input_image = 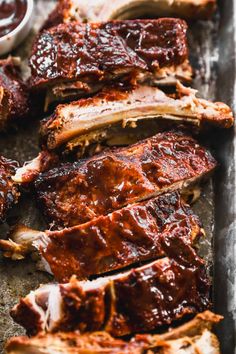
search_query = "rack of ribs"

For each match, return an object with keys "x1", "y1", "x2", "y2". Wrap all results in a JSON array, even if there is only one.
[
  {"x1": 30, "y1": 18, "x2": 191, "y2": 108},
  {"x1": 42, "y1": 0, "x2": 216, "y2": 31},
  {"x1": 32, "y1": 131, "x2": 217, "y2": 227},
  {"x1": 40, "y1": 83, "x2": 234, "y2": 153},
  {"x1": 0, "y1": 191, "x2": 204, "y2": 282},
  {"x1": 0, "y1": 156, "x2": 20, "y2": 222},
  {"x1": 0, "y1": 57, "x2": 29, "y2": 130},
  {"x1": 10, "y1": 252, "x2": 210, "y2": 337},
  {"x1": 5, "y1": 311, "x2": 222, "y2": 354}
]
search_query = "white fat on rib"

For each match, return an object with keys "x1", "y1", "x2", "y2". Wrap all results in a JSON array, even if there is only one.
[
  {"x1": 65, "y1": 0, "x2": 214, "y2": 22},
  {"x1": 163, "y1": 330, "x2": 220, "y2": 353},
  {"x1": 46, "y1": 285, "x2": 63, "y2": 332},
  {"x1": 26, "y1": 286, "x2": 52, "y2": 331},
  {"x1": 12, "y1": 154, "x2": 43, "y2": 183}
]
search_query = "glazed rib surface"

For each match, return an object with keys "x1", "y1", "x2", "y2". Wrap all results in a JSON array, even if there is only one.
[
  {"x1": 35, "y1": 131, "x2": 217, "y2": 227},
  {"x1": 39, "y1": 192, "x2": 203, "y2": 282},
  {"x1": 6, "y1": 311, "x2": 222, "y2": 354},
  {"x1": 0, "y1": 191, "x2": 203, "y2": 281},
  {"x1": 30, "y1": 19, "x2": 189, "y2": 98},
  {"x1": 0, "y1": 58, "x2": 29, "y2": 130},
  {"x1": 11, "y1": 254, "x2": 210, "y2": 337}
]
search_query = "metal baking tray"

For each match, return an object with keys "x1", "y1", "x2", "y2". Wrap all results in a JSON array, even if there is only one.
[{"x1": 0, "y1": 0, "x2": 235, "y2": 353}]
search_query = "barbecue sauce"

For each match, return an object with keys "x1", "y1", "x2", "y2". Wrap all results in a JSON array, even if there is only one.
[{"x1": 0, "y1": 0, "x2": 27, "y2": 38}]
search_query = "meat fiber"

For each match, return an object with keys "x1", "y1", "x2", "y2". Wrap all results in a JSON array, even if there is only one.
[
  {"x1": 10, "y1": 254, "x2": 210, "y2": 336},
  {"x1": 0, "y1": 156, "x2": 19, "y2": 222},
  {"x1": 34, "y1": 131, "x2": 217, "y2": 227},
  {"x1": 0, "y1": 57, "x2": 29, "y2": 130},
  {"x1": 5, "y1": 311, "x2": 222, "y2": 354},
  {"x1": 42, "y1": 0, "x2": 216, "y2": 31},
  {"x1": 0, "y1": 191, "x2": 204, "y2": 282},
  {"x1": 30, "y1": 19, "x2": 190, "y2": 107},
  {"x1": 41, "y1": 84, "x2": 234, "y2": 153}
]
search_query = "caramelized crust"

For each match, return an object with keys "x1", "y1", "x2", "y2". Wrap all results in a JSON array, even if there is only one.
[
  {"x1": 34, "y1": 131, "x2": 217, "y2": 227},
  {"x1": 0, "y1": 156, "x2": 19, "y2": 222},
  {"x1": 0, "y1": 58, "x2": 29, "y2": 130},
  {"x1": 11, "y1": 254, "x2": 210, "y2": 336},
  {"x1": 5, "y1": 312, "x2": 222, "y2": 354},
  {"x1": 35, "y1": 192, "x2": 203, "y2": 282},
  {"x1": 0, "y1": 192, "x2": 203, "y2": 281},
  {"x1": 30, "y1": 19, "x2": 188, "y2": 92}
]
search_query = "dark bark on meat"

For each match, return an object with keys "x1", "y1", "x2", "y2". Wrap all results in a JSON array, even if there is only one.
[
  {"x1": 11, "y1": 251, "x2": 211, "y2": 336},
  {"x1": 34, "y1": 131, "x2": 217, "y2": 227},
  {"x1": 0, "y1": 58, "x2": 29, "y2": 130},
  {"x1": 39, "y1": 191, "x2": 203, "y2": 282},
  {"x1": 30, "y1": 19, "x2": 188, "y2": 93}
]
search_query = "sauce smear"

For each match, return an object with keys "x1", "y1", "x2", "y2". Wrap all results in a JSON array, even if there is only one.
[{"x1": 0, "y1": 0, "x2": 27, "y2": 38}]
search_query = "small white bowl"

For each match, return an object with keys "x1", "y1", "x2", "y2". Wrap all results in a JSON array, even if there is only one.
[{"x1": 0, "y1": 0, "x2": 34, "y2": 56}]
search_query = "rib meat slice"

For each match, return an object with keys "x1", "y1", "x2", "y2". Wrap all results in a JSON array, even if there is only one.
[
  {"x1": 0, "y1": 156, "x2": 19, "y2": 222},
  {"x1": 41, "y1": 84, "x2": 234, "y2": 152},
  {"x1": 6, "y1": 332, "x2": 143, "y2": 354},
  {"x1": 30, "y1": 19, "x2": 190, "y2": 106},
  {"x1": 42, "y1": 0, "x2": 216, "y2": 31},
  {"x1": 10, "y1": 253, "x2": 210, "y2": 336},
  {"x1": 34, "y1": 131, "x2": 217, "y2": 227},
  {"x1": 0, "y1": 57, "x2": 29, "y2": 130},
  {"x1": 0, "y1": 191, "x2": 204, "y2": 282},
  {"x1": 5, "y1": 311, "x2": 222, "y2": 354}
]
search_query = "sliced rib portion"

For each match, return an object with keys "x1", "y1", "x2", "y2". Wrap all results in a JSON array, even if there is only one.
[
  {"x1": 42, "y1": 0, "x2": 216, "y2": 31},
  {"x1": 0, "y1": 192, "x2": 204, "y2": 282},
  {"x1": 11, "y1": 254, "x2": 210, "y2": 336},
  {"x1": 5, "y1": 311, "x2": 222, "y2": 354},
  {"x1": 41, "y1": 84, "x2": 234, "y2": 152},
  {"x1": 0, "y1": 156, "x2": 19, "y2": 222},
  {"x1": 6, "y1": 332, "x2": 143, "y2": 354},
  {"x1": 0, "y1": 57, "x2": 29, "y2": 130},
  {"x1": 34, "y1": 131, "x2": 217, "y2": 227},
  {"x1": 30, "y1": 19, "x2": 190, "y2": 106}
]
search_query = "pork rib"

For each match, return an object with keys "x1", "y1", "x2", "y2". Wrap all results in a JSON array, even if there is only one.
[
  {"x1": 6, "y1": 311, "x2": 222, "y2": 354},
  {"x1": 11, "y1": 253, "x2": 210, "y2": 336},
  {"x1": 0, "y1": 191, "x2": 204, "y2": 282},
  {"x1": 41, "y1": 84, "x2": 234, "y2": 152},
  {"x1": 42, "y1": 0, "x2": 216, "y2": 31},
  {"x1": 34, "y1": 131, "x2": 217, "y2": 227},
  {"x1": 0, "y1": 57, "x2": 29, "y2": 130},
  {"x1": 30, "y1": 19, "x2": 190, "y2": 106},
  {"x1": 0, "y1": 156, "x2": 19, "y2": 222}
]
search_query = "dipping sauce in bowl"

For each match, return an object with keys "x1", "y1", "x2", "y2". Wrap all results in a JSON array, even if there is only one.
[{"x1": 0, "y1": 0, "x2": 27, "y2": 38}]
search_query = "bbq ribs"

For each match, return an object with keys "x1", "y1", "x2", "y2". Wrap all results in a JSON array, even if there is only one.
[
  {"x1": 30, "y1": 18, "x2": 191, "y2": 108},
  {"x1": 40, "y1": 83, "x2": 234, "y2": 153},
  {"x1": 0, "y1": 156, "x2": 19, "y2": 222},
  {"x1": 32, "y1": 131, "x2": 217, "y2": 227},
  {"x1": 42, "y1": 0, "x2": 216, "y2": 31},
  {"x1": 0, "y1": 57, "x2": 29, "y2": 130},
  {"x1": 0, "y1": 191, "x2": 204, "y2": 282},
  {"x1": 11, "y1": 252, "x2": 210, "y2": 336},
  {"x1": 6, "y1": 311, "x2": 222, "y2": 354}
]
